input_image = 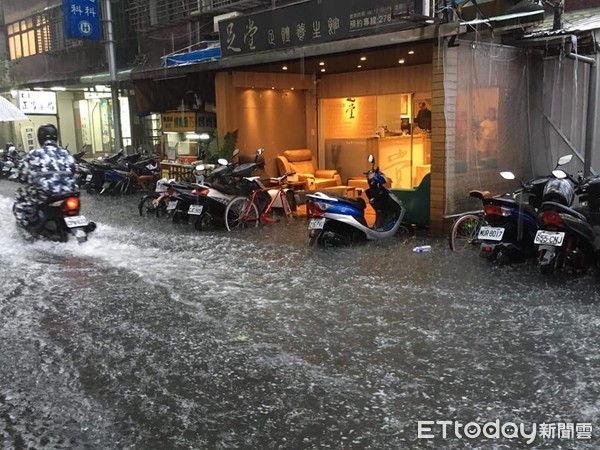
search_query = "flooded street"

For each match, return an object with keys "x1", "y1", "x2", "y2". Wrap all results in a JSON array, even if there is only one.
[{"x1": 0, "y1": 180, "x2": 599, "y2": 449}]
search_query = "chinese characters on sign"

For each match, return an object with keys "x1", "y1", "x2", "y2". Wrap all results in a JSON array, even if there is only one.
[
  {"x1": 64, "y1": 0, "x2": 101, "y2": 40},
  {"x1": 18, "y1": 91, "x2": 57, "y2": 115},
  {"x1": 219, "y1": 0, "x2": 418, "y2": 57},
  {"x1": 161, "y1": 112, "x2": 197, "y2": 133}
]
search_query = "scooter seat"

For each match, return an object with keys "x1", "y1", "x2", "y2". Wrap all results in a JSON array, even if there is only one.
[
  {"x1": 470, "y1": 190, "x2": 490, "y2": 199},
  {"x1": 331, "y1": 196, "x2": 367, "y2": 210}
]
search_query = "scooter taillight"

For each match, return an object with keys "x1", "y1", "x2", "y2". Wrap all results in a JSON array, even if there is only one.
[
  {"x1": 484, "y1": 204, "x2": 511, "y2": 217},
  {"x1": 192, "y1": 188, "x2": 209, "y2": 195},
  {"x1": 62, "y1": 196, "x2": 80, "y2": 216},
  {"x1": 541, "y1": 211, "x2": 563, "y2": 227},
  {"x1": 307, "y1": 200, "x2": 325, "y2": 217}
]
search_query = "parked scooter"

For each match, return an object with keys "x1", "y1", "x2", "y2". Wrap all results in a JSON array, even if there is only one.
[
  {"x1": 306, "y1": 155, "x2": 407, "y2": 246},
  {"x1": 536, "y1": 171, "x2": 600, "y2": 275},
  {"x1": 172, "y1": 148, "x2": 266, "y2": 230},
  {"x1": 0, "y1": 143, "x2": 24, "y2": 178},
  {"x1": 478, "y1": 154, "x2": 573, "y2": 263}
]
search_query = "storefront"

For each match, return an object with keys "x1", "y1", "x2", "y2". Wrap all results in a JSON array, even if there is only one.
[{"x1": 212, "y1": 0, "x2": 437, "y2": 190}]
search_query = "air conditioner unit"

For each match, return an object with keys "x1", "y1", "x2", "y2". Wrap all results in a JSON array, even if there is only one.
[{"x1": 214, "y1": 11, "x2": 241, "y2": 33}]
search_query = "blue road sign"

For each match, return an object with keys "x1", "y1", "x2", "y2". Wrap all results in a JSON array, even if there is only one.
[{"x1": 64, "y1": 0, "x2": 101, "y2": 40}]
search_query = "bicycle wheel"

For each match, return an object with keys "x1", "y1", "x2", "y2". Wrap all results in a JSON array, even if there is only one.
[
  {"x1": 139, "y1": 195, "x2": 168, "y2": 218},
  {"x1": 225, "y1": 196, "x2": 260, "y2": 231},
  {"x1": 448, "y1": 214, "x2": 483, "y2": 251}
]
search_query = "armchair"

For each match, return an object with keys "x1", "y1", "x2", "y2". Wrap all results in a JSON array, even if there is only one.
[
  {"x1": 391, "y1": 173, "x2": 431, "y2": 227},
  {"x1": 275, "y1": 149, "x2": 341, "y2": 190}
]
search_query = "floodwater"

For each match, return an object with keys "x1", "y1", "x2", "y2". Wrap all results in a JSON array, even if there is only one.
[{"x1": 0, "y1": 180, "x2": 599, "y2": 450}]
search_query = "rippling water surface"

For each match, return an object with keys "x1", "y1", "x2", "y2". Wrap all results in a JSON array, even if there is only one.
[{"x1": 0, "y1": 181, "x2": 599, "y2": 449}]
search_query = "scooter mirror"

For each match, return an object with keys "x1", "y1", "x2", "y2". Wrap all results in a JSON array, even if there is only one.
[
  {"x1": 217, "y1": 158, "x2": 228, "y2": 166},
  {"x1": 232, "y1": 148, "x2": 240, "y2": 158},
  {"x1": 256, "y1": 148, "x2": 265, "y2": 156},
  {"x1": 500, "y1": 171, "x2": 516, "y2": 180},
  {"x1": 195, "y1": 165, "x2": 205, "y2": 171},
  {"x1": 557, "y1": 155, "x2": 573, "y2": 166},
  {"x1": 552, "y1": 169, "x2": 568, "y2": 179},
  {"x1": 368, "y1": 154, "x2": 375, "y2": 164}
]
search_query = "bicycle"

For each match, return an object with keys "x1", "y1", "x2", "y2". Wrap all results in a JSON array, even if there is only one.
[
  {"x1": 224, "y1": 172, "x2": 295, "y2": 231},
  {"x1": 448, "y1": 209, "x2": 485, "y2": 251}
]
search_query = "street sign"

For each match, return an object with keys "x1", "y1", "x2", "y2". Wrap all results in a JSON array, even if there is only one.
[{"x1": 64, "y1": 0, "x2": 101, "y2": 40}]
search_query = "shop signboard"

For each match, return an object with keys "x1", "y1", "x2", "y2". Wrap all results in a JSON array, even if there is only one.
[
  {"x1": 18, "y1": 91, "x2": 57, "y2": 115},
  {"x1": 218, "y1": 0, "x2": 421, "y2": 57},
  {"x1": 64, "y1": 0, "x2": 101, "y2": 40},
  {"x1": 162, "y1": 112, "x2": 196, "y2": 132}
]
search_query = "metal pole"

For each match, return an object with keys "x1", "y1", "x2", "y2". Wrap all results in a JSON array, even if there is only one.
[
  {"x1": 566, "y1": 36, "x2": 597, "y2": 177},
  {"x1": 103, "y1": 0, "x2": 122, "y2": 152}
]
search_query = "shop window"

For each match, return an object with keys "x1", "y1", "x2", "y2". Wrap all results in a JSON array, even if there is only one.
[
  {"x1": 321, "y1": 93, "x2": 431, "y2": 189},
  {"x1": 7, "y1": 6, "x2": 79, "y2": 61}
]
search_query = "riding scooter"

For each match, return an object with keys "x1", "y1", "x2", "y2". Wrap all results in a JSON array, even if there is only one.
[
  {"x1": 14, "y1": 191, "x2": 96, "y2": 243},
  {"x1": 306, "y1": 155, "x2": 407, "y2": 246}
]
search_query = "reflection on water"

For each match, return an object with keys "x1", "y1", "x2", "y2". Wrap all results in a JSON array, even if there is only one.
[{"x1": 0, "y1": 183, "x2": 599, "y2": 449}]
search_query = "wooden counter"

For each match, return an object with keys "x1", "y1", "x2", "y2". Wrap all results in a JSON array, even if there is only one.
[{"x1": 366, "y1": 134, "x2": 431, "y2": 189}]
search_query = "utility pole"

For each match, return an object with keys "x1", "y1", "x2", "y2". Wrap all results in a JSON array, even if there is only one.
[{"x1": 102, "y1": 0, "x2": 122, "y2": 153}]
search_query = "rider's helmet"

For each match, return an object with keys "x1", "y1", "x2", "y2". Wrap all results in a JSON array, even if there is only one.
[{"x1": 37, "y1": 123, "x2": 58, "y2": 146}]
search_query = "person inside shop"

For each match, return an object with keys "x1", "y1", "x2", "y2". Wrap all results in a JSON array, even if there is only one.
[
  {"x1": 13, "y1": 123, "x2": 77, "y2": 228},
  {"x1": 478, "y1": 106, "x2": 498, "y2": 159},
  {"x1": 416, "y1": 102, "x2": 432, "y2": 132}
]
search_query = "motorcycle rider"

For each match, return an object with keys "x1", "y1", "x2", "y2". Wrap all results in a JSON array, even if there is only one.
[{"x1": 13, "y1": 123, "x2": 77, "y2": 228}]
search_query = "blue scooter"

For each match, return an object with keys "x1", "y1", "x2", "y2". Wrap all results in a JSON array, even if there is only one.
[{"x1": 306, "y1": 155, "x2": 407, "y2": 247}]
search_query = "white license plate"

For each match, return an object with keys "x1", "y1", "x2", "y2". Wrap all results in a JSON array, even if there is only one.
[
  {"x1": 64, "y1": 215, "x2": 88, "y2": 228},
  {"x1": 478, "y1": 226, "x2": 505, "y2": 241},
  {"x1": 167, "y1": 200, "x2": 178, "y2": 211},
  {"x1": 188, "y1": 204, "x2": 204, "y2": 215},
  {"x1": 85, "y1": 174, "x2": 93, "y2": 181},
  {"x1": 534, "y1": 230, "x2": 565, "y2": 247},
  {"x1": 308, "y1": 218, "x2": 326, "y2": 230}
]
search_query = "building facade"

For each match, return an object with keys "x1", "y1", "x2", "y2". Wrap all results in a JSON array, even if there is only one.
[{"x1": 2, "y1": 0, "x2": 598, "y2": 234}]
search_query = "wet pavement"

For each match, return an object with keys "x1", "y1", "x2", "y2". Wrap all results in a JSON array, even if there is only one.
[{"x1": 0, "y1": 180, "x2": 599, "y2": 449}]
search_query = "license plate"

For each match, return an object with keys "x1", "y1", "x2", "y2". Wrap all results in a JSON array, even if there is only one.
[
  {"x1": 188, "y1": 205, "x2": 204, "y2": 215},
  {"x1": 167, "y1": 200, "x2": 178, "y2": 211},
  {"x1": 308, "y1": 218, "x2": 326, "y2": 230},
  {"x1": 478, "y1": 226, "x2": 505, "y2": 241},
  {"x1": 534, "y1": 230, "x2": 565, "y2": 246},
  {"x1": 64, "y1": 215, "x2": 88, "y2": 228},
  {"x1": 85, "y1": 174, "x2": 93, "y2": 181}
]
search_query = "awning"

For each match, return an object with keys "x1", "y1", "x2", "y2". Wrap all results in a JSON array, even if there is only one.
[
  {"x1": 520, "y1": 7, "x2": 600, "y2": 46},
  {"x1": 161, "y1": 41, "x2": 222, "y2": 68},
  {"x1": 80, "y1": 69, "x2": 134, "y2": 84}
]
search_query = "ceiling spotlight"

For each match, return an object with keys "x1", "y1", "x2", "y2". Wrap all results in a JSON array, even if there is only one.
[
  {"x1": 321, "y1": 68, "x2": 326, "y2": 72},
  {"x1": 398, "y1": 59, "x2": 405, "y2": 64},
  {"x1": 319, "y1": 61, "x2": 325, "y2": 66},
  {"x1": 357, "y1": 65, "x2": 362, "y2": 68},
  {"x1": 360, "y1": 56, "x2": 367, "y2": 61},
  {"x1": 408, "y1": 50, "x2": 415, "y2": 55},
  {"x1": 282, "y1": 65, "x2": 288, "y2": 70},
  {"x1": 291, "y1": 87, "x2": 295, "y2": 90},
  {"x1": 271, "y1": 86, "x2": 275, "y2": 89}
]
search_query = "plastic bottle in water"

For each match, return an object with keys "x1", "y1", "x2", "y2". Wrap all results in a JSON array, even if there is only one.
[{"x1": 413, "y1": 245, "x2": 432, "y2": 253}]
